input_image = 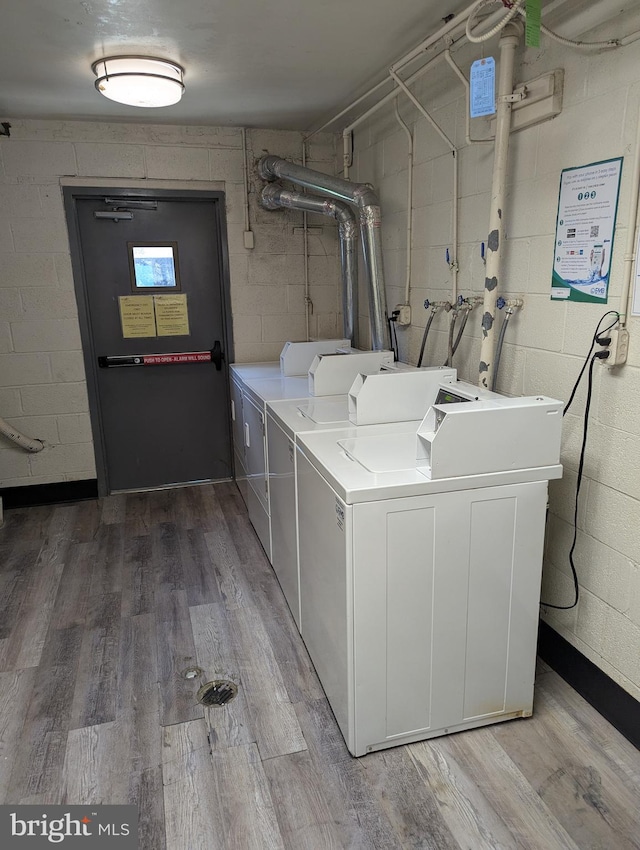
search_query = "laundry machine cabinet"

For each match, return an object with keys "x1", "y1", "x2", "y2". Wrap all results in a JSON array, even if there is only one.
[{"x1": 296, "y1": 445, "x2": 551, "y2": 756}]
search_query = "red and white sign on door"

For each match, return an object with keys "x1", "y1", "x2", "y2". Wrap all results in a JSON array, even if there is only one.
[{"x1": 143, "y1": 352, "x2": 212, "y2": 365}]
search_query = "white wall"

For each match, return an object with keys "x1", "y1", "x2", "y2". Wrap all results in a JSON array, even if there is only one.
[
  {"x1": 0, "y1": 121, "x2": 341, "y2": 488},
  {"x1": 351, "y1": 10, "x2": 640, "y2": 700}
]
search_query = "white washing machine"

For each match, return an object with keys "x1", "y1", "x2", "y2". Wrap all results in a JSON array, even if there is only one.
[
  {"x1": 265, "y1": 367, "x2": 457, "y2": 629},
  {"x1": 295, "y1": 381, "x2": 563, "y2": 756},
  {"x1": 236, "y1": 350, "x2": 397, "y2": 560},
  {"x1": 230, "y1": 339, "x2": 350, "y2": 512}
]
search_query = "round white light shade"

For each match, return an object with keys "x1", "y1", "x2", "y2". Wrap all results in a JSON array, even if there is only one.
[{"x1": 92, "y1": 57, "x2": 185, "y2": 108}]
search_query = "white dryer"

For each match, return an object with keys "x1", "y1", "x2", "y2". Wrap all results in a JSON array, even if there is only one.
[{"x1": 295, "y1": 381, "x2": 563, "y2": 756}]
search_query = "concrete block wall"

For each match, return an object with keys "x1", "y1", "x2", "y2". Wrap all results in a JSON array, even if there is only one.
[
  {"x1": 0, "y1": 120, "x2": 341, "y2": 489},
  {"x1": 351, "y1": 9, "x2": 640, "y2": 700}
]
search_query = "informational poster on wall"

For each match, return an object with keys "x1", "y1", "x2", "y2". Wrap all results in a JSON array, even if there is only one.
[
  {"x1": 551, "y1": 157, "x2": 623, "y2": 303},
  {"x1": 154, "y1": 294, "x2": 190, "y2": 336},
  {"x1": 119, "y1": 295, "x2": 157, "y2": 338}
]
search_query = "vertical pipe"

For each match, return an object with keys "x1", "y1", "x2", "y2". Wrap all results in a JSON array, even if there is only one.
[
  {"x1": 241, "y1": 128, "x2": 251, "y2": 234},
  {"x1": 301, "y1": 141, "x2": 311, "y2": 340},
  {"x1": 394, "y1": 99, "x2": 414, "y2": 305},
  {"x1": 478, "y1": 25, "x2": 520, "y2": 388},
  {"x1": 620, "y1": 101, "x2": 640, "y2": 327}
]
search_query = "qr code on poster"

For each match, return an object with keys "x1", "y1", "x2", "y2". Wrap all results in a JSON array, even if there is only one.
[{"x1": 590, "y1": 225, "x2": 599, "y2": 237}]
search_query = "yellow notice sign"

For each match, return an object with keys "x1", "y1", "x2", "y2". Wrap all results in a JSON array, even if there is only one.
[
  {"x1": 154, "y1": 294, "x2": 190, "y2": 336},
  {"x1": 119, "y1": 295, "x2": 157, "y2": 338}
]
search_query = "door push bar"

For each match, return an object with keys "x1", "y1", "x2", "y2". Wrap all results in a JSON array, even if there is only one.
[{"x1": 99, "y1": 341, "x2": 225, "y2": 371}]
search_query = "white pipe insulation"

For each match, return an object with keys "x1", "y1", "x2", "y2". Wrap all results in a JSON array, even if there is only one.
[
  {"x1": 258, "y1": 155, "x2": 390, "y2": 350},
  {"x1": 478, "y1": 23, "x2": 520, "y2": 389},
  {"x1": 0, "y1": 417, "x2": 44, "y2": 453}
]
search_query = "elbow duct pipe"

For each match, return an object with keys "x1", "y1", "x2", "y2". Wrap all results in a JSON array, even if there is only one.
[
  {"x1": 258, "y1": 155, "x2": 390, "y2": 351},
  {"x1": 0, "y1": 417, "x2": 44, "y2": 453},
  {"x1": 261, "y1": 184, "x2": 359, "y2": 346}
]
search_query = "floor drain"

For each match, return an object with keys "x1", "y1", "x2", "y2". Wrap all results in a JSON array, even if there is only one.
[
  {"x1": 197, "y1": 679, "x2": 238, "y2": 706},
  {"x1": 182, "y1": 666, "x2": 203, "y2": 680}
]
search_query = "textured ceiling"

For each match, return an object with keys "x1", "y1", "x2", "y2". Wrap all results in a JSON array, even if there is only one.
[{"x1": 0, "y1": 0, "x2": 474, "y2": 130}]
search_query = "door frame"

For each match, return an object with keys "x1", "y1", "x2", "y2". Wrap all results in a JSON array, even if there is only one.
[{"x1": 63, "y1": 185, "x2": 235, "y2": 497}]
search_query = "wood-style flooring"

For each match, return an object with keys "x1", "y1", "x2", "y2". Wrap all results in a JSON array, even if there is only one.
[{"x1": 0, "y1": 482, "x2": 638, "y2": 849}]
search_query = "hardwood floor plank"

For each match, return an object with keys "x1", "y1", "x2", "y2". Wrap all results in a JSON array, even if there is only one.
[
  {"x1": 70, "y1": 591, "x2": 122, "y2": 729},
  {"x1": 162, "y1": 718, "x2": 225, "y2": 850},
  {"x1": 89, "y1": 522, "x2": 125, "y2": 597},
  {"x1": 209, "y1": 743, "x2": 285, "y2": 850},
  {"x1": 406, "y1": 741, "x2": 516, "y2": 850},
  {"x1": 152, "y1": 522, "x2": 185, "y2": 599},
  {"x1": 516, "y1": 682, "x2": 640, "y2": 849},
  {"x1": 189, "y1": 602, "x2": 255, "y2": 750},
  {"x1": 1, "y1": 540, "x2": 69, "y2": 671},
  {"x1": 227, "y1": 604, "x2": 306, "y2": 760},
  {"x1": 125, "y1": 492, "x2": 152, "y2": 537},
  {"x1": 147, "y1": 488, "x2": 177, "y2": 527},
  {"x1": 181, "y1": 528, "x2": 222, "y2": 607},
  {"x1": 69, "y1": 498, "x2": 101, "y2": 543},
  {"x1": 13, "y1": 730, "x2": 68, "y2": 804},
  {"x1": 156, "y1": 589, "x2": 203, "y2": 726},
  {"x1": 50, "y1": 541, "x2": 98, "y2": 629},
  {"x1": 260, "y1": 608, "x2": 324, "y2": 704},
  {"x1": 100, "y1": 493, "x2": 127, "y2": 526},
  {"x1": 175, "y1": 484, "x2": 225, "y2": 532},
  {"x1": 443, "y1": 728, "x2": 581, "y2": 850},
  {"x1": 538, "y1": 672, "x2": 640, "y2": 785},
  {"x1": 121, "y1": 534, "x2": 155, "y2": 618},
  {"x1": 360, "y1": 747, "x2": 461, "y2": 850},
  {"x1": 117, "y1": 613, "x2": 162, "y2": 774},
  {"x1": 134, "y1": 766, "x2": 167, "y2": 850},
  {"x1": 263, "y1": 750, "x2": 345, "y2": 850},
  {"x1": 63, "y1": 720, "x2": 130, "y2": 803},
  {"x1": 63, "y1": 722, "x2": 166, "y2": 847},
  {"x1": 0, "y1": 668, "x2": 37, "y2": 803},
  {"x1": 204, "y1": 526, "x2": 251, "y2": 610},
  {"x1": 0, "y1": 505, "x2": 54, "y2": 545},
  {"x1": 294, "y1": 697, "x2": 402, "y2": 850},
  {"x1": 0, "y1": 546, "x2": 42, "y2": 639}
]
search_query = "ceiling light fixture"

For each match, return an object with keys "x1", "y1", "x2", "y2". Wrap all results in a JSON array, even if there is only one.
[{"x1": 92, "y1": 56, "x2": 185, "y2": 108}]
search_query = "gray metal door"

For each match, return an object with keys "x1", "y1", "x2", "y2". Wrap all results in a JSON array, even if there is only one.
[{"x1": 68, "y1": 190, "x2": 232, "y2": 493}]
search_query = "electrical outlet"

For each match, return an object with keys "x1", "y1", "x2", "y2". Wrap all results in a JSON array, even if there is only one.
[
  {"x1": 395, "y1": 305, "x2": 411, "y2": 326},
  {"x1": 606, "y1": 327, "x2": 629, "y2": 367}
]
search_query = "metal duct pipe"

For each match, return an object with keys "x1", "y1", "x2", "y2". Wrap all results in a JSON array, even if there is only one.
[
  {"x1": 261, "y1": 184, "x2": 359, "y2": 346},
  {"x1": 258, "y1": 155, "x2": 390, "y2": 350}
]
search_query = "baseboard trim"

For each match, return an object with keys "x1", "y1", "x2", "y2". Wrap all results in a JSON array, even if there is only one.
[
  {"x1": 0, "y1": 479, "x2": 99, "y2": 509},
  {"x1": 538, "y1": 620, "x2": 639, "y2": 750}
]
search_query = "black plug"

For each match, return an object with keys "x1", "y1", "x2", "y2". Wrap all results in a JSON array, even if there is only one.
[
  {"x1": 595, "y1": 333, "x2": 612, "y2": 345},
  {"x1": 594, "y1": 349, "x2": 610, "y2": 360}
]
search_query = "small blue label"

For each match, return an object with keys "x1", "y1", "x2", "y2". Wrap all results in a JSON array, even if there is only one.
[{"x1": 470, "y1": 57, "x2": 496, "y2": 118}]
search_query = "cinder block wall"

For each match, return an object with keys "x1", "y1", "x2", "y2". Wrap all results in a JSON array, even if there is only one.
[
  {"x1": 0, "y1": 122, "x2": 340, "y2": 488},
  {"x1": 351, "y1": 10, "x2": 640, "y2": 699}
]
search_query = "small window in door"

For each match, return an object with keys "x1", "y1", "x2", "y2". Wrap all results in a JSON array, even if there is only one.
[{"x1": 128, "y1": 241, "x2": 181, "y2": 291}]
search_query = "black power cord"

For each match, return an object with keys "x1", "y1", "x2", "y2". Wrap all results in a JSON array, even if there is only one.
[
  {"x1": 540, "y1": 310, "x2": 619, "y2": 610},
  {"x1": 389, "y1": 313, "x2": 399, "y2": 362}
]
